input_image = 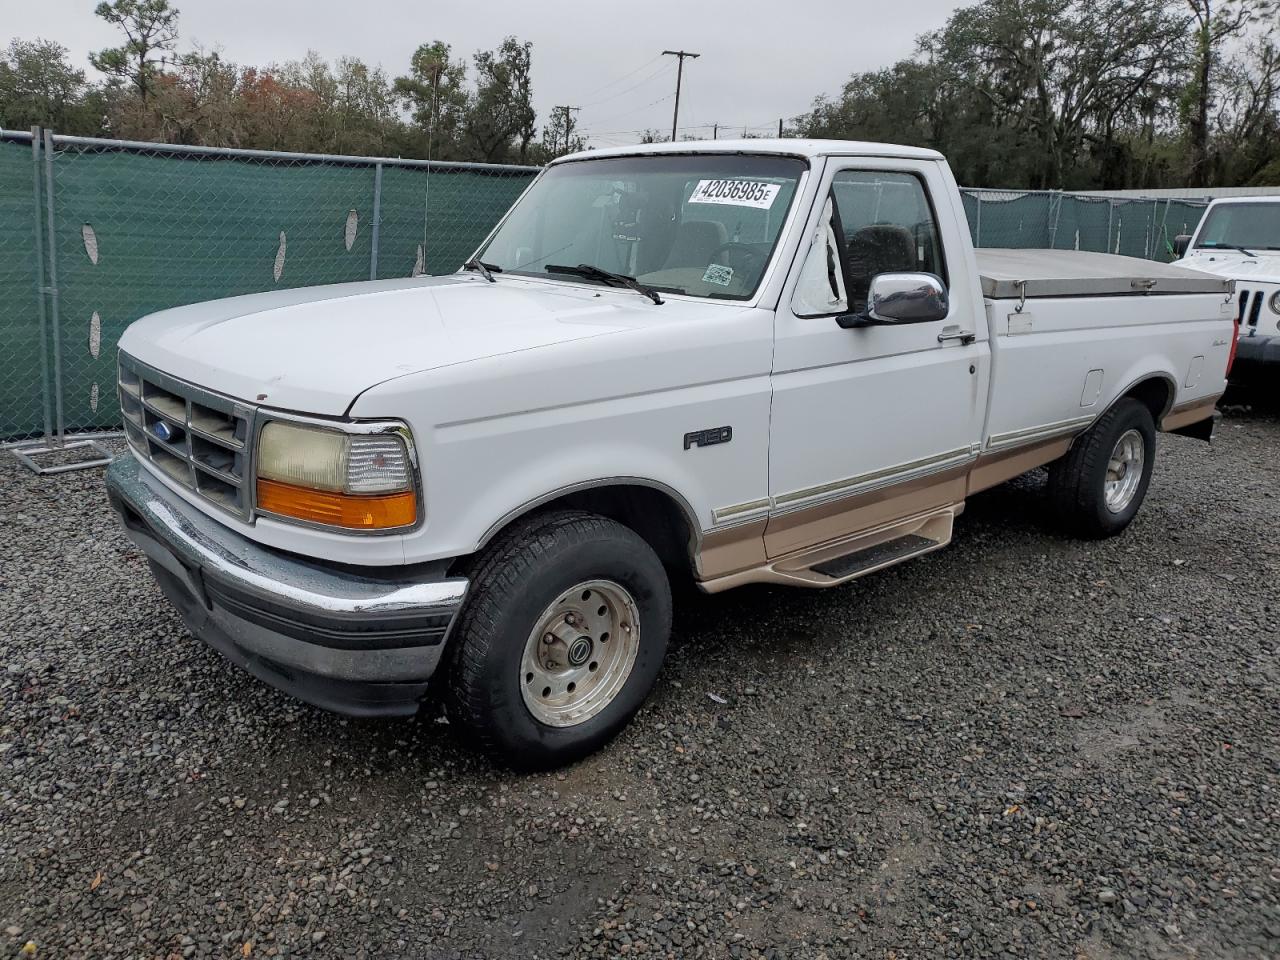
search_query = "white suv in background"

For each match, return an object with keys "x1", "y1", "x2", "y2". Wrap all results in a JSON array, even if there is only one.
[{"x1": 1174, "y1": 196, "x2": 1280, "y2": 381}]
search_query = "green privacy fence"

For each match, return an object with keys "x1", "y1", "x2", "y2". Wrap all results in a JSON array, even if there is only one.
[
  {"x1": 0, "y1": 129, "x2": 537, "y2": 441},
  {"x1": 960, "y1": 189, "x2": 1209, "y2": 260},
  {"x1": 0, "y1": 131, "x2": 1213, "y2": 443}
]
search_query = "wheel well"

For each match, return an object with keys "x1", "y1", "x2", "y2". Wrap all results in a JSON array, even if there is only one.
[
  {"x1": 477, "y1": 485, "x2": 698, "y2": 581},
  {"x1": 1122, "y1": 376, "x2": 1173, "y2": 423}
]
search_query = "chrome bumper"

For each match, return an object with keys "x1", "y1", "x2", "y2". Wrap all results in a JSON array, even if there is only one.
[{"x1": 105, "y1": 454, "x2": 468, "y2": 717}]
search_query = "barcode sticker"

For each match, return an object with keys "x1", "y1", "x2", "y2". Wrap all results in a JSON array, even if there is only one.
[{"x1": 688, "y1": 179, "x2": 781, "y2": 209}]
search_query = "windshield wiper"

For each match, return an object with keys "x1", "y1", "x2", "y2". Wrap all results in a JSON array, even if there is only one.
[
  {"x1": 1200, "y1": 241, "x2": 1258, "y2": 257},
  {"x1": 462, "y1": 258, "x2": 502, "y2": 282},
  {"x1": 544, "y1": 263, "x2": 664, "y2": 305}
]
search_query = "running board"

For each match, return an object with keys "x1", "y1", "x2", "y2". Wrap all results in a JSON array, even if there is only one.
[
  {"x1": 700, "y1": 506, "x2": 957, "y2": 592},
  {"x1": 811, "y1": 533, "x2": 937, "y2": 579}
]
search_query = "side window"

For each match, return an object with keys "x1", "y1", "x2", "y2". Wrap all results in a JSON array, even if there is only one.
[{"x1": 830, "y1": 171, "x2": 947, "y2": 313}]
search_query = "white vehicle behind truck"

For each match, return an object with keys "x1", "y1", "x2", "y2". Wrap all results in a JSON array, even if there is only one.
[
  {"x1": 106, "y1": 140, "x2": 1236, "y2": 768},
  {"x1": 1173, "y1": 195, "x2": 1280, "y2": 380}
]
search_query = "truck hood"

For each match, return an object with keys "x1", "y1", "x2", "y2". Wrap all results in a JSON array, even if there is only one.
[
  {"x1": 1176, "y1": 251, "x2": 1280, "y2": 283},
  {"x1": 118, "y1": 275, "x2": 672, "y2": 415}
]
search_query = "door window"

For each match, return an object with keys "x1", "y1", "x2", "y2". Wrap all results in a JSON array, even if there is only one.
[{"x1": 794, "y1": 170, "x2": 947, "y2": 317}]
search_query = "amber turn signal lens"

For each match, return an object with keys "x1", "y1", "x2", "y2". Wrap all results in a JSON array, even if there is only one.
[{"x1": 257, "y1": 478, "x2": 417, "y2": 530}]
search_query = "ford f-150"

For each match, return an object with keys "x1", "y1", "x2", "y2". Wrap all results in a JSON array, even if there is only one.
[{"x1": 105, "y1": 140, "x2": 1237, "y2": 767}]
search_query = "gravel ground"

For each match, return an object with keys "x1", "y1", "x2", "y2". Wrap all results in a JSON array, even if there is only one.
[{"x1": 2, "y1": 410, "x2": 1277, "y2": 960}]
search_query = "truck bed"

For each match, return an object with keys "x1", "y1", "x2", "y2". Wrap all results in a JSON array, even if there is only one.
[
  {"x1": 977, "y1": 249, "x2": 1232, "y2": 458},
  {"x1": 975, "y1": 249, "x2": 1231, "y2": 300}
]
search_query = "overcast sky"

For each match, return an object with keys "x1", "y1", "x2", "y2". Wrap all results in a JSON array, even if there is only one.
[{"x1": 8, "y1": 0, "x2": 962, "y2": 148}]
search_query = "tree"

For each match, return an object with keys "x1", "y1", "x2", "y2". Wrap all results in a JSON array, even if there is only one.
[
  {"x1": 1211, "y1": 36, "x2": 1280, "y2": 184},
  {"x1": 1182, "y1": 0, "x2": 1277, "y2": 185},
  {"x1": 463, "y1": 37, "x2": 536, "y2": 162},
  {"x1": 393, "y1": 41, "x2": 468, "y2": 159},
  {"x1": 90, "y1": 0, "x2": 180, "y2": 102},
  {"x1": 794, "y1": 0, "x2": 1213, "y2": 190},
  {"x1": 332, "y1": 57, "x2": 396, "y2": 154},
  {"x1": 924, "y1": 0, "x2": 1190, "y2": 188},
  {"x1": 540, "y1": 106, "x2": 584, "y2": 158},
  {"x1": 237, "y1": 65, "x2": 326, "y2": 152},
  {"x1": 110, "y1": 46, "x2": 241, "y2": 144},
  {"x1": 0, "y1": 38, "x2": 105, "y2": 133}
]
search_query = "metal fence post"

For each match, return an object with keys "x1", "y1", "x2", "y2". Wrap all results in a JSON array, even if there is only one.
[
  {"x1": 30, "y1": 127, "x2": 53, "y2": 442},
  {"x1": 975, "y1": 192, "x2": 983, "y2": 247},
  {"x1": 1107, "y1": 201, "x2": 1115, "y2": 254},
  {"x1": 42, "y1": 129, "x2": 65, "y2": 442},
  {"x1": 369, "y1": 161, "x2": 383, "y2": 281},
  {"x1": 10, "y1": 128, "x2": 112, "y2": 474}
]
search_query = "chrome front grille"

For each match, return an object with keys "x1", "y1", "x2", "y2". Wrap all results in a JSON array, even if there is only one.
[{"x1": 118, "y1": 352, "x2": 257, "y2": 519}]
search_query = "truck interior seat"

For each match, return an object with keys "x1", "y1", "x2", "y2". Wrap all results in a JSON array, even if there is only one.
[
  {"x1": 663, "y1": 220, "x2": 728, "y2": 270},
  {"x1": 845, "y1": 224, "x2": 917, "y2": 307}
]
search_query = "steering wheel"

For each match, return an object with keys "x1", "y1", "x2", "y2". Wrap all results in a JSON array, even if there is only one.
[{"x1": 707, "y1": 242, "x2": 764, "y2": 276}]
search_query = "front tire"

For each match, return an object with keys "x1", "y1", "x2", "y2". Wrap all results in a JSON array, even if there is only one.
[
  {"x1": 1047, "y1": 397, "x2": 1156, "y2": 538},
  {"x1": 444, "y1": 510, "x2": 671, "y2": 769}
]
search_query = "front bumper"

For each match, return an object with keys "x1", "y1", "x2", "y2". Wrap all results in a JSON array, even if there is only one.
[
  {"x1": 105, "y1": 454, "x2": 468, "y2": 717},
  {"x1": 1233, "y1": 333, "x2": 1280, "y2": 381}
]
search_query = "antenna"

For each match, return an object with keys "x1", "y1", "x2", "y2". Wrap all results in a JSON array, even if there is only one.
[{"x1": 422, "y1": 62, "x2": 443, "y2": 276}]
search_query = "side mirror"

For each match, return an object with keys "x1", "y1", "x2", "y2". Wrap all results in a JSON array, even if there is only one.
[
  {"x1": 837, "y1": 273, "x2": 949, "y2": 329},
  {"x1": 1172, "y1": 235, "x2": 1191, "y2": 259}
]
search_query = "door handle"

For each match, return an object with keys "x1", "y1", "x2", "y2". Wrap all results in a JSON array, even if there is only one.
[{"x1": 938, "y1": 325, "x2": 976, "y2": 345}]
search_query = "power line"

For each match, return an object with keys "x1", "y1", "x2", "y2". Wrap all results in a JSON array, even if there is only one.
[
  {"x1": 583, "y1": 53, "x2": 665, "y2": 97},
  {"x1": 577, "y1": 92, "x2": 675, "y2": 133},
  {"x1": 578, "y1": 60, "x2": 674, "y2": 109}
]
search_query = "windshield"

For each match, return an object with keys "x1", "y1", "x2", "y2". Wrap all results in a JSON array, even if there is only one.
[
  {"x1": 477, "y1": 154, "x2": 806, "y2": 300},
  {"x1": 1195, "y1": 202, "x2": 1280, "y2": 251}
]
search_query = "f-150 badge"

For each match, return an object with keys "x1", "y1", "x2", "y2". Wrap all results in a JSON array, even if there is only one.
[{"x1": 684, "y1": 426, "x2": 732, "y2": 450}]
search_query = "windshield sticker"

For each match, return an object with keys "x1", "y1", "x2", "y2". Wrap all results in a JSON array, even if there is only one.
[
  {"x1": 689, "y1": 179, "x2": 781, "y2": 210},
  {"x1": 703, "y1": 263, "x2": 734, "y2": 286}
]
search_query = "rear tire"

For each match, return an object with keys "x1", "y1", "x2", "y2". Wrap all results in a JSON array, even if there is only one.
[
  {"x1": 444, "y1": 510, "x2": 671, "y2": 769},
  {"x1": 1047, "y1": 398, "x2": 1156, "y2": 539}
]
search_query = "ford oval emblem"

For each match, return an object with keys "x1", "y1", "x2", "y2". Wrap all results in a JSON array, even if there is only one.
[{"x1": 152, "y1": 421, "x2": 174, "y2": 442}]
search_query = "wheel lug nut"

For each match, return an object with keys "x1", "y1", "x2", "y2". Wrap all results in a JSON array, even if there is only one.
[{"x1": 543, "y1": 633, "x2": 555, "y2": 645}]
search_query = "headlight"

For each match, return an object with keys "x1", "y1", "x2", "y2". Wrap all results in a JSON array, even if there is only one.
[
  {"x1": 1270, "y1": 290, "x2": 1280, "y2": 315},
  {"x1": 255, "y1": 420, "x2": 417, "y2": 530}
]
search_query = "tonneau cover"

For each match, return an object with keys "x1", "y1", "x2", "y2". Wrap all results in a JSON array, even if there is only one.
[{"x1": 975, "y1": 249, "x2": 1231, "y2": 299}]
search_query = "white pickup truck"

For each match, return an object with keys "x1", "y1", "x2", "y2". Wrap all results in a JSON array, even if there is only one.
[
  {"x1": 1172, "y1": 195, "x2": 1280, "y2": 381},
  {"x1": 106, "y1": 139, "x2": 1236, "y2": 767}
]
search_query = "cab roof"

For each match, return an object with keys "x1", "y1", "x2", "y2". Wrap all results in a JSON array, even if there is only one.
[{"x1": 552, "y1": 138, "x2": 945, "y2": 165}]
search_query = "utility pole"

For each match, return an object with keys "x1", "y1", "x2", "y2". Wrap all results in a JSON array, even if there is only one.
[
  {"x1": 712, "y1": 123, "x2": 718, "y2": 140},
  {"x1": 554, "y1": 105, "x2": 580, "y2": 156},
  {"x1": 662, "y1": 50, "x2": 700, "y2": 142}
]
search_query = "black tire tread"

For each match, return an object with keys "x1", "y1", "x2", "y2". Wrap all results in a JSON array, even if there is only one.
[
  {"x1": 1047, "y1": 397, "x2": 1154, "y2": 539},
  {"x1": 444, "y1": 509, "x2": 660, "y2": 761}
]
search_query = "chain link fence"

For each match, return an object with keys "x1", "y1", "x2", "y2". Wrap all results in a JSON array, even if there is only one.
[
  {"x1": 1, "y1": 131, "x2": 1214, "y2": 450},
  {"x1": 0, "y1": 128, "x2": 537, "y2": 447},
  {"x1": 961, "y1": 188, "x2": 1209, "y2": 260}
]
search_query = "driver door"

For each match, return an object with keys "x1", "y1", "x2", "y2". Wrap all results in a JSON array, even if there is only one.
[{"x1": 765, "y1": 158, "x2": 989, "y2": 558}]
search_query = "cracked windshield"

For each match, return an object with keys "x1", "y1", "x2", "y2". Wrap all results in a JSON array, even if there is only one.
[{"x1": 478, "y1": 154, "x2": 805, "y2": 299}]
